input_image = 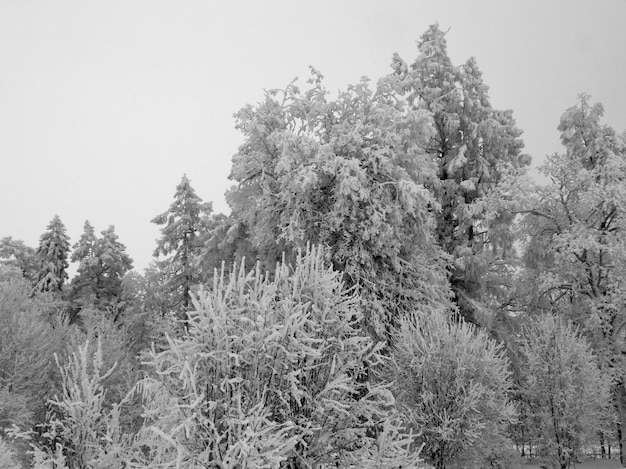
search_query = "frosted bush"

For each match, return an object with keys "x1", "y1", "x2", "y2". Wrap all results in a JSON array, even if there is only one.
[
  {"x1": 391, "y1": 310, "x2": 516, "y2": 469},
  {"x1": 138, "y1": 245, "x2": 423, "y2": 467}
]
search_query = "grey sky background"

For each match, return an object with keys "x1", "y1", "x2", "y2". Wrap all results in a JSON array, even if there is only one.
[{"x1": 1, "y1": 0, "x2": 625, "y2": 273}]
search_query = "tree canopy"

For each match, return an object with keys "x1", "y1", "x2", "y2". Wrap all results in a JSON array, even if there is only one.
[
  {"x1": 388, "y1": 24, "x2": 530, "y2": 327},
  {"x1": 211, "y1": 69, "x2": 451, "y2": 339}
]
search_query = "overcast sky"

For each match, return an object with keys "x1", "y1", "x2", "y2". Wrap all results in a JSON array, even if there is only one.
[{"x1": 1, "y1": 0, "x2": 625, "y2": 273}]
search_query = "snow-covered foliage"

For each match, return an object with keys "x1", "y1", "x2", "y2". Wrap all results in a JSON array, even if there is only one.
[
  {"x1": 388, "y1": 24, "x2": 531, "y2": 327},
  {"x1": 0, "y1": 278, "x2": 74, "y2": 466},
  {"x1": 152, "y1": 174, "x2": 213, "y2": 316},
  {"x1": 70, "y1": 222, "x2": 133, "y2": 313},
  {"x1": 0, "y1": 436, "x2": 21, "y2": 469},
  {"x1": 517, "y1": 314, "x2": 612, "y2": 469},
  {"x1": 138, "y1": 245, "x2": 423, "y2": 467},
  {"x1": 522, "y1": 96, "x2": 626, "y2": 340},
  {"x1": 210, "y1": 68, "x2": 451, "y2": 340},
  {"x1": 390, "y1": 310, "x2": 516, "y2": 468},
  {"x1": 0, "y1": 237, "x2": 38, "y2": 285},
  {"x1": 519, "y1": 95, "x2": 626, "y2": 459},
  {"x1": 31, "y1": 339, "x2": 139, "y2": 469},
  {"x1": 70, "y1": 220, "x2": 99, "y2": 306},
  {"x1": 35, "y1": 215, "x2": 71, "y2": 293}
]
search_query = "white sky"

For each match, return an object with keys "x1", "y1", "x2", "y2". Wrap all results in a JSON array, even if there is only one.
[{"x1": 1, "y1": 0, "x2": 625, "y2": 273}]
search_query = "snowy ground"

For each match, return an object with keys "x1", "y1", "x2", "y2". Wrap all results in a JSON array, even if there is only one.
[{"x1": 521, "y1": 460, "x2": 624, "y2": 469}]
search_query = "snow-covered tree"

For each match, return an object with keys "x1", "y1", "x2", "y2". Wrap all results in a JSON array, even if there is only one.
[
  {"x1": 35, "y1": 215, "x2": 71, "y2": 293},
  {"x1": 210, "y1": 69, "x2": 451, "y2": 339},
  {"x1": 70, "y1": 220, "x2": 100, "y2": 308},
  {"x1": 70, "y1": 223, "x2": 133, "y2": 315},
  {"x1": 97, "y1": 226, "x2": 133, "y2": 306},
  {"x1": 0, "y1": 277, "x2": 74, "y2": 465},
  {"x1": 152, "y1": 175, "x2": 212, "y2": 317},
  {"x1": 517, "y1": 314, "x2": 612, "y2": 469},
  {"x1": 0, "y1": 236, "x2": 38, "y2": 284},
  {"x1": 391, "y1": 310, "x2": 517, "y2": 469},
  {"x1": 138, "y1": 245, "x2": 423, "y2": 467},
  {"x1": 388, "y1": 24, "x2": 530, "y2": 327},
  {"x1": 0, "y1": 437, "x2": 21, "y2": 469},
  {"x1": 32, "y1": 339, "x2": 140, "y2": 469},
  {"x1": 520, "y1": 95, "x2": 626, "y2": 459}
]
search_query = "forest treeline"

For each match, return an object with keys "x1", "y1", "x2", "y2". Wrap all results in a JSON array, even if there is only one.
[{"x1": 1, "y1": 25, "x2": 625, "y2": 469}]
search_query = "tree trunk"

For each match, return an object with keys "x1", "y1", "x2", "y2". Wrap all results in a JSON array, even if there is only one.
[
  {"x1": 618, "y1": 423, "x2": 624, "y2": 466},
  {"x1": 600, "y1": 431, "x2": 606, "y2": 458},
  {"x1": 614, "y1": 383, "x2": 626, "y2": 466}
]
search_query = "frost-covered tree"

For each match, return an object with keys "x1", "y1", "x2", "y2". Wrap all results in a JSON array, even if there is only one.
[
  {"x1": 517, "y1": 314, "x2": 612, "y2": 469},
  {"x1": 0, "y1": 236, "x2": 38, "y2": 284},
  {"x1": 0, "y1": 277, "x2": 74, "y2": 465},
  {"x1": 388, "y1": 24, "x2": 530, "y2": 326},
  {"x1": 152, "y1": 175, "x2": 212, "y2": 316},
  {"x1": 138, "y1": 246, "x2": 423, "y2": 467},
  {"x1": 70, "y1": 220, "x2": 100, "y2": 308},
  {"x1": 520, "y1": 95, "x2": 626, "y2": 459},
  {"x1": 36, "y1": 215, "x2": 71, "y2": 293},
  {"x1": 32, "y1": 339, "x2": 140, "y2": 469},
  {"x1": 0, "y1": 437, "x2": 21, "y2": 469},
  {"x1": 209, "y1": 69, "x2": 450, "y2": 339},
  {"x1": 391, "y1": 310, "x2": 517, "y2": 469},
  {"x1": 70, "y1": 223, "x2": 133, "y2": 315},
  {"x1": 97, "y1": 226, "x2": 133, "y2": 306},
  {"x1": 522, "y1": 96, "x2": 626, "y2": 333}
]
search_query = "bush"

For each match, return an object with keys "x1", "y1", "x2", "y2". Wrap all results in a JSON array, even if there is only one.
[
  {"x1": 517, "y1": 314, "x2": 612, "y2": 469},
  {"x1": 137, "y1": 245, "x2": 424, "y2": 467},
  {"x1": 0, "y1": 278, "x2": 75, "y2": 466},
  {"x1": 0, "y1": 436, "x2": 22, "y2": 469},
  {"x1": 391, "y1": 310, "x2": 517, "y2": 469},
  {"x1": 31, "y1": 339, "x2": 140, "y2": 469}
]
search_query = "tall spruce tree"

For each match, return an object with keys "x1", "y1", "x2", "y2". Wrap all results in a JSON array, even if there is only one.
[
  {"x1": 35, "y1": 215, "x2": 71, "y2": 293},
  {"x1": 388, "y1": 25, "x2": 530, "y2": 327},
  {"x1": 152, "y1": 175, "x2": 212, "y2": 316}
]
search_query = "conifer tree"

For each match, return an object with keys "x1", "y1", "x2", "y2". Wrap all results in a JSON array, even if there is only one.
[
  {"x1": 97, "y1": 226, "x2": 133, "y2": 307},
  {"x1": 388, "y1": 25, "x2": 530, "y2": 326},
  {"x1": 35, "y1": 215, "x2": 71, "y2": 293},
  {"x1": 70, "y1": 220, "x2": 99, "y2": 307},
  {"x1": 152, "y1": 175, "x2": 212, "y2": 317},
  {"x1": 70, "y1": 223, "x2": 133, "y2": 315}
]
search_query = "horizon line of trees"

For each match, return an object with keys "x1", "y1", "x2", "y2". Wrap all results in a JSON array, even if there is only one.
[{"x1": 1, "y1": 24, "x2": 625, "y2": 469}]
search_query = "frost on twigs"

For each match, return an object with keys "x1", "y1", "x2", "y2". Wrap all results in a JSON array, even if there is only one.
[
  {"x1": 138, "y1": 245, "x2": 423, "y2": 467},
  {"x1": 391, "y1": 310, "x2": 516, "y2": 469},
  {"x1": 517, "y1": 315, "x2": 613, "y2": 469},
  {"x1": 29, "y1": 339, "x2": 140, "y2": 469}
]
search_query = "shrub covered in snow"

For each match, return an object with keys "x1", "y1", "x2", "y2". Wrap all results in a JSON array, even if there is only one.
[
  {"x1": 391, "y1": 310, "x2": 517, "y2": 469},
  {"x1": 137, "y1": 245, "x2": 423, "y2": 467}
]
